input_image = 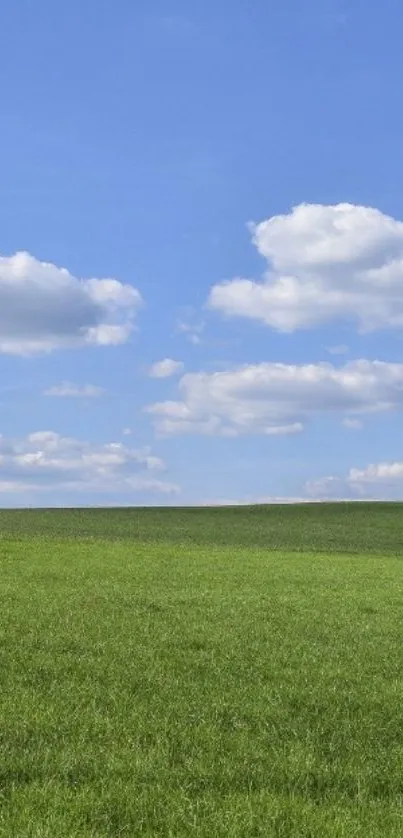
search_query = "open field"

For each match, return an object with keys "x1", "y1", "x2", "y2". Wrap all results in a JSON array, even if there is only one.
[
  {"x1": 1, "y1": 503, "x2": 403, "y2": 836},
  {"x1": 2, "y1": 501, "x2": 403, "y2": 553}
]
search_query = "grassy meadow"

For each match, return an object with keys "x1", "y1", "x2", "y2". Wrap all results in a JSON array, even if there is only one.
[{"x1": 1, "y1": 503, "x2": 403, "y2": 836}]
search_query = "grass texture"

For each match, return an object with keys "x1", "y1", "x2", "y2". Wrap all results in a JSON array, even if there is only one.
[{"x1": 1, "y1": 503, "x2": 403, "y2": 836}]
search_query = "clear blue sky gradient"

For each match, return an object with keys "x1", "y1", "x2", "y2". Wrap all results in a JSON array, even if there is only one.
[{"x1": 1, "y1": 0, "x2": 403, "y2": 504}]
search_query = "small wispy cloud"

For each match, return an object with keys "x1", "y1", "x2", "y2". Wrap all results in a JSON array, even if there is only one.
[
  {"x1": 197, "y1": 496, "x2": 321, "y2": 507},
  {"x1": 177, "y1": 311, "x2": 205, "y2": 345},
  {"x1": 149, "y1": 359, "x2": 184, "y2": 379},
  {"x1": 326, "y1": 344, "x2": 349, "y2": 356},
  {"x1": 44, "y1": 382, "x2": 105, "y2": 398},
  {"x1": 342, "y1": 418, "x2": 363, "y2": 430}
]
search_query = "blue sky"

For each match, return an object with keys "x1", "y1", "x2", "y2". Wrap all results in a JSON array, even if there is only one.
[{"x1": 1, "y1": 0, "x2": 403, "y2": 505}]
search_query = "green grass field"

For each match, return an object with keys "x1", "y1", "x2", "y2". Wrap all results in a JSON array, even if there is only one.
[{"x1": 1, "y1": 503, "x2": 403, "y2": 836}]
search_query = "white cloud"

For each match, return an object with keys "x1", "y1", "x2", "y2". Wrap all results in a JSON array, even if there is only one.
[
  {"x1": 44, "y1": 383, "x2": 105, "y2": 398},
  {"x1": 305, "y1": 475, "x2": 347, "y2": 499},
  {"x1": 264, "y1": 423, "x2": 303, "y2": 436},
  {"x1": 349, "y1": 462, "x2": 403, "y2": 487},
  {"x1": 209, "y1": 203, "x2": 403, "y2": 332},
  {"x1": 326, "y1": 344, "x2": 349, "y2": 356},
  {"x1": 146, "y1": 359, "x2": 403, "y2": 436},
  {"x1": 342, "y1": 418, "x2": 363, "y2": 430},
  {"x1": 197, "y1": 496, "x2": 320, "y2": 506},
  {"x1": 307, "y1": 460, "x2": 403, "y2": 500},
  {"x1": 149, "y1": 358, "x2": 184, "y2": 378},
  {"x1": 0, "y1": 250, "x2": 142, "y2": 355},
  {"x1": 177, "y1": 315, "x2": 205, "y2": 345},
  {"x1": 0, "y1": 431, "x2": 179, "y2": 496}
]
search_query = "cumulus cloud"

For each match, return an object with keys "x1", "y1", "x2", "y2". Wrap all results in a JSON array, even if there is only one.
[
  {"x1": 44, "y1": 383, "x2": 105, "y2": 398},
  {"x1": 307, "y1": 461, "x2": 403, "y2": 500},
  {"x1": 0, "y1": 250, "x2": 142, "y2": 355},
  {"x1": 146, "y1": 359, "x2": 403, "y2": 436},
  {"x1": 209, "y1": 203, "x2": 403, "y2": 332},
  {"x1": 149, "y1": 358, "x2": 184, "y2": 378},
  {"x1": 0, "y1": 431, "x2": 179, "y2": 496}
]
